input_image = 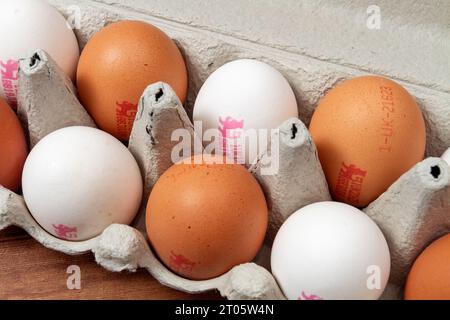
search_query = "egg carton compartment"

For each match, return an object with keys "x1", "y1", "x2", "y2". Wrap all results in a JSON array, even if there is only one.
[
  {"x1": 16, "y1": 49, "x2": 96, "y2": 148},
  {"x1": 1, "y1": 2, "x2": 450, "y2": 299}
]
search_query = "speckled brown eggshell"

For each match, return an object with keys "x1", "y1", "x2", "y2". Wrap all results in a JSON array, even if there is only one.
[
  {"x1": 76, "y1": 20, "x2": 188, "y2": 141},
  {"x1": 146, "y1": 155, "x2": 268, "y2": 280},
  {"x1": 309, "y1": 76, "x2": 426, "y2": 207}
]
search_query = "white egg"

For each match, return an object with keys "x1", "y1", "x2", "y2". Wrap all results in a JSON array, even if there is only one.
[
  {"x1": 0, "y1": 0, "x2": 79, "y2": 107},
  {"x1": 22, "y1": 126, "x2": 143, "y2": 241},
  {"x1": 271, "y1": 201, "x2": 391, "y2": 300},
  {"x1": 193, "y1": 59, "x2": 298, "y2": 165}
]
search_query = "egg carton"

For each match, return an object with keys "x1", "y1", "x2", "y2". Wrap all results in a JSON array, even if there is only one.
[
  {"x1": 0, "y1": 49, "x2": 328, "y2": 300},
  {"x1": 1, "y1": 49, "x2": 450, "y2": 301}
]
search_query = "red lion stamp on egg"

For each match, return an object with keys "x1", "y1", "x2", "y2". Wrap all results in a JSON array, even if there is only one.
[
  {"x1": 297, "y1": 291, "x2": 323, "y2": 300},
  {"x1": 52, "y1": 224, "x2": 78, "y2": 240},
  {"x1": 116, "y1": 101, "x2": 137, "y2": 139},
  {"x1": 169, "y1": 251, "x2": 196, "y2": 274},
  {"x1": 218, "y1": 116, "x2": 244, "y2": 162},
  {"x1": 0, "y1": 59, "x2": 19, "y2": 108},
  {"x1": 334, "y1": 162, "x2": 367, "y2": 205}
]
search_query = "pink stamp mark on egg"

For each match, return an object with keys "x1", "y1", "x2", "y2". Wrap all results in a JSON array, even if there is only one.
[
  {"x1": 218, "y1": 116, "x2": 244, "y2": 162},
  {"x1": 169, "y1": 250, "x2": 196, "y2": 274},
  {"x1": 52, "y1": 224, "x2": 78, "y2": 240},
  {"x1": 297, "y1": 291, "x2": 323, "y2": 300},
  {"x1": 0, "y1": 59, "x2": 19, "y2": 109}
]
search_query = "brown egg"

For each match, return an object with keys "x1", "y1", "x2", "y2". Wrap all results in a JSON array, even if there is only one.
[
  {"x1": 0, "y1": 98, "x2": 28, "y2": 192},
  {"x1": 309, "y1": 76, "x2": 425, "y2": 207},
  {"x1": 405, "y1": 234, "x2": 450, "y2": 300},
  {"x1": 77, "y1": 20, "x2": 188, "y2": 141},
  {"x1": 146, "y1": 155, "x2": 268, "y2": 280}
]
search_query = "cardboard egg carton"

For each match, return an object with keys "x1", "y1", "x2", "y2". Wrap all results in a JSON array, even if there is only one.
[
  {"x1": 0, "y1": 17, "x2": 449, "y2": 297},
  {"x1": 2, "y1": 49, "x2": 450, "y2": 300},
  {"x1": 0, "y1": 50, "x2": 329, "y2": 300}
]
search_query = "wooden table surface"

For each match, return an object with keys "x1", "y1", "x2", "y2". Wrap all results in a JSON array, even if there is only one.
[{"x1": 0, "y1": 226, "x2": 222, "y2": 300}]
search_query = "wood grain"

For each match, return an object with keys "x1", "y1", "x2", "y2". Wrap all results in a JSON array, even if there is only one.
[{"x1": 0, "y1": 226, "x2": 222, "y2": 300}]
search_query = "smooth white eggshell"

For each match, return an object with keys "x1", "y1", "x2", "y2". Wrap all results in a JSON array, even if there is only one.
[
  {"x1": 22, "y1": 126, "x2": 143, "y2": 241},
  {"x1": 271, "y1": 201, "x2": 391, "y2": 300},
  {"x1": 0, "y1": 0, "x2": 79, "y2": 104},
  {"x1": 193, "y1": 59, "x2": 298, "y2": 164}
]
